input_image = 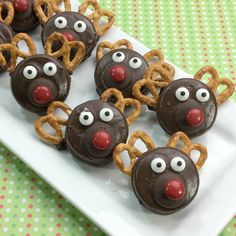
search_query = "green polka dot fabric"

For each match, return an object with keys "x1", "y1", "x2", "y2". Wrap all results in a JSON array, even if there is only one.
[{"x1": 1, "y1": 0, "x2": 236, "y2": 235}]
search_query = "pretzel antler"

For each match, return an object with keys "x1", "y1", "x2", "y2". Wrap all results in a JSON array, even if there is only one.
[
  {"x1": 167, "y1": 132, "x2": 208, "y2": 170},
  {"x1": 96, "y1": 39, "x2": 133, "y2": 61},
  {"x1": 78, "y1": 0, "x2": 115, "y2": 36},
  {"x1": 100, "y1": 88, "x2": 141, "y2": 125},
  {"x1": 113, "y1": 131, "x2": 155, "y2": 175},
  {"x1": 35, "y1": 101, "x2": 72, "y2": 145},
  {"x1": 0, "y1": 33, "x2": 37, "y2": 72},
  {"x1": 194, "y1": 65, "x2": 234, "y2": 105},
  {"x1": 45, "y1": 32, "x2": 85, "y2": 72},
  {"x1": 0, "y1": 1, "x2": 14, "y2": 25}
]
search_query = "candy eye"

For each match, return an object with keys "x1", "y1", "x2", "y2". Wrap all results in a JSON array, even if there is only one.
[
  {"x1": 79, "y1": 111, "x2": 94, "y2": 126},
  {"x1": 112, "y1": 51, "x2": 125, "y2": 63},
  {"x1": 129, "y1": 57, "x2": 142, "y2": 69},
  {"x1": 43, "y1": 62, "x2": 57, "y2": 76},
  {"x1": 175, "y1": 87, "x2": 190, "y2": 101},
  {"x1": 55, "y1": 16, "x2": 67, "y2": 29},
  {"x1": 196, "y1": 88, "x2": 210, "y2": 102},
  {"x1": 151, "y1": 158, "x2": 166, "y2": 173},
  {"x1": 99, "y1": 108, "x2": 114, "y2": 122},
  {"x1": 23, "y1": 66, "x2": 37, "y2": 79},
  {"x1": 74, "y1": 20, "x2": 87, "y2": 33},
  {"x1": 170, "y1": 157, "x2": 186, "y2": 172}
]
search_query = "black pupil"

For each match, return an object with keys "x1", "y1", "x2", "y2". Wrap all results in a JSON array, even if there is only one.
[
  {"x1": 133, "y1": 58, "x2": 138, "y2": 63},
  {"x1": 105, "y1": 111, "x2": 110, "y2": 116},
  {"x1": 77, "y1": 23, "x2": 82, "y2": 27},
  {"x1": 202, "y1": 92, "x2": 207, "y2": 97},
  {"x1": 180, "y1": 91, "x2": 185, "y2": 96},
  {"x1": 58, "y1": 20, "x2": 63, "y2": 24},
  {"x1": 156, "y1": 162, "x2": 162, "y2": 168},
  {"x1": 117, "y1": 53, "x2": 122, "y2": 57},
  {"x1": 83, "y1": 115, "x2": 89, "y2": 120},
  {"x1": 48, "y1": 66, "x2": 53, "y2": 71},
  {"x1": 28, "y1": 70, "x2": 32, "y2": 74},
  {"x1": 177, "y1": 161, "x2": 182, "y2": 166}
]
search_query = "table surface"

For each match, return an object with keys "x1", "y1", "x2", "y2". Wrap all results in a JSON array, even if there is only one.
[{"x1": 1, "y1": 0, "x2": 236, "y2": 235}]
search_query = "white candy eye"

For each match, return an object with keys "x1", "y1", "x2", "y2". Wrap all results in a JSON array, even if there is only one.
[
  {"x1": 129, "y1": 57, "x2": 142, "y2": 69},
  {"x1": 23, "y1": 66, "x2": 37, "y2": 79},
  {"x1": 175, "y1": 87, "x2": 190, "y2": 101},
  {"x1": 196, "y1": 88, "x2": 210, "y2": 102},
  {"x1": 170, "y1": 157, "x2": 186, "y2": 172},
  {"x1": 99, "y1": 108, "x2": 114, "y2": 122},
  {"x1": 74, "y1": 20, "x2": 87, "y2": 33},
  {"x1": 55, "y1": 16, "x2": 67, "y2": 29},
  {"x1": 43, "y1": 62, "x2": 57, "y2": 76},
  {"x1": 151, "y1": 158, "x2": 166, "y2": 173},
  {"x1": 79, "y1": 111, "x2": 94, "y2": 126},
  {"x1": 112, "y1": 51, "x2": 125, "y2": 63}
]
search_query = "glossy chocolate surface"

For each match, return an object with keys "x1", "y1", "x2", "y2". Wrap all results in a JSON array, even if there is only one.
[
  {"x1": 11, "y1": 54, "x2": 71, "y2": 114},
  {"x1": 156, "y1": 79, "x2": 217, "y2": 138},
  {"x1": 41, "y1": 12, "x2": 99, "y2": 61},
  {"x1": 132, "y1": 147, "x2": 199, "y2": 215},
  {"x1": 95, "y1": 48, "x2": 148, "y2": 98},
  {"x1": 65, "y1": 100, "x2": 128, "y2": 165}
]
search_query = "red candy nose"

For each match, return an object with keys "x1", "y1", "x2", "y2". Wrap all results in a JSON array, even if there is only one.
[
  {"x1": 164, "y1": 180, "x2": 185, "y2": 201},
  {"x1": 186, "y1": 109, "x2": 205, "y2": 127},
  {"x1": 32, "y1": 86, "x2": 52, "y2": 105},
  {"x1": 109, "y1": 65, "x2": 127, "y2": 83},
  {"x1": 13, "y1": 0, "x2": 28, "y2": 13},
  {"x1": 92, "y1": 131, "x2": 112, "y2": 150},
  {"x1": 63, "y1": 32, "x2": 74, "y2": 42}
]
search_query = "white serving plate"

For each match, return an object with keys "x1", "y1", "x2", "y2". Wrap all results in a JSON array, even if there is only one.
[{"x1": 0, "y1": 2, "x2": 236, "y2": 236}]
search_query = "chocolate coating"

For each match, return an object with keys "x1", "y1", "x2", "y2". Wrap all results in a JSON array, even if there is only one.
[
  {"x1": 0, "y1": 21, "x2": 13, "y2": 71},
  {"x1": 156, "y1": 79, "x2": 217, "y2": 138},
  {"x1": 65, "y1": 100, "x2": 128, "y2": 165},
  {"x1": 132, "y1": 147, "x2": 199, "y2": 215},
  {"x1": 41, "y1": 12, "x2": 99, "y2": 61},
  {"x1": 95, "y1": 48, "x2": 148, "y2": 98},
  {"x1": 2, "y1": 0, "x2": 39, "y2": 32},
  {"x1": 11, "y1": 54, "x2": 71, "y2": 114}
]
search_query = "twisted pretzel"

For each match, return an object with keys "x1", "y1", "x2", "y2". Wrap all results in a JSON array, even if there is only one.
[
  {"x1": 113, "y1": 131, "x2": 155, "y2": 175},
  {"x1": 35, "y1": 101, "x2": 72, "y2": 145},
  {"x1": 194, "y1": 65, "x2": 234, "y2": 105},
  {"x1": 167, "y1": 132, "x2": 208, "y2": 170},
  {"x1": 78, "y1": 0, "x2": 115, "y2": 36},
  {"x1": 0, "y1": 33, "x2": 36, "y2": 72},
  {"x1": 96, "y1": 39, "x2": 133, "y2": 61},
  {"x1": 100, "y1": 88, "x2": 141, "y2": 125},
  {"x1": 45, "y1": 32, "x2": 85, "y2": 72},
  {"x1": 52, "y1": 0, "x2": 71, "y2": 12},
  {"x1": 34, "y1": 0, "x2": 54, "y2": 25},
  {"x1": 0, "y1": 1, "x2": 14, "y2": 25}
]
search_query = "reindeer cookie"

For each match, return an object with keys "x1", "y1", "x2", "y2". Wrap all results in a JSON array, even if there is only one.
[
  {"x1": 0, "y1": 32, "x2": 85, "y2": 113},
  {"x1": 34, "y1": 0, "x2": 115, "y2": 61},
  {"x1": 133, "y1": 65, "x2": 234, "y2": 137},
  {"x1": 35, "y1": 88, "x2": 141, "y2": 165},
  {"x1": 95, "y1": 39, "x2": 175, "y2": 98},
  {"x1": 113, "y1": 131, "x2": 208, "y2": 215},
  {"x1": 0, "y1": 0, "x2": 40, "y2": 32}
]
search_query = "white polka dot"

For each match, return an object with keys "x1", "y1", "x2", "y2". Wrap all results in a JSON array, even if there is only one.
[
  {"x1": 79, "y1": 226, "x2": 84, "y2": 231},
  {"x1": 4, "y1": 218, "x2": 10, "y2": 222}
]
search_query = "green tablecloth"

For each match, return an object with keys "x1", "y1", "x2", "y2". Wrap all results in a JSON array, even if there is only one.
[{"x1": 1, "y1": 0, "x2": 236, "y2": 235}]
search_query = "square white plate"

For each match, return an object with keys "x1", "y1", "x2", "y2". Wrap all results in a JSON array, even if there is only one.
[{"x1": 0, "y1": 2, "x2": 236, "y2": 235}]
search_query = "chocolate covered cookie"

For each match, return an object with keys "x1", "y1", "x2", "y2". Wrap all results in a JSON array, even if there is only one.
[
  {"x1": 113, "y1": 131, "x2": 208, "y2": 215},
  {"x1": 133, "y1": 65, "x2": 234, "y2": 138},
  {"x1": 34, "y1": 0, "x2": 115, "y2": 61},
  {"x1": 95, "y1": 39, "x2": 175, "y2": 98}
]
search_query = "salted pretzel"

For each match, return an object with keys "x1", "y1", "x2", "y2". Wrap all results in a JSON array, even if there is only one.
[
  {"x1": 96, "y1": 39, "x2": 133, "y2": 61},
  {"x1": 35, "y1": 101, "x2": 72, "y2": 144},
  {"x1": 0, "y1": 1, "x2": 14, "y2": 25},
  {"x1": 45, "y1": 32, "x2": 85, "y2": 72},
  {"x1": 100, "y1": 88, "x2": 141, "y2": 125},
  {"x1": 113, "y1": 131, "x2": 208, "y2": 175},
  {"x1": 194, "y1": 65, "x2": 234, "y2": 105},
  {"x1": 0, "y1": 33, "x2": 36, "y2": 72}
]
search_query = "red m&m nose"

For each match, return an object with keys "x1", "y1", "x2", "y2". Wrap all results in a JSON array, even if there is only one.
[
  {"x1": 13, "y1": 0, "x2": 28, "y2": 13},
  {"x1": 92, "y1": 131, "x2": 112, "y2": 150},
  {"x1": 32, "y1": 86, "x2": 52, "y2": 105},
  {"x1": 186, "y1": 108, "x2": 205, "y2": 127},
  {"x1": 164, "y1": 180, "x2": 185, "y2": 201},
  {"x1": 109, "y1": 65, "x2": 127, "y2": 83},
  {"x1": 63, "y1": 32, "x2": 74, "y2": 42}
]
